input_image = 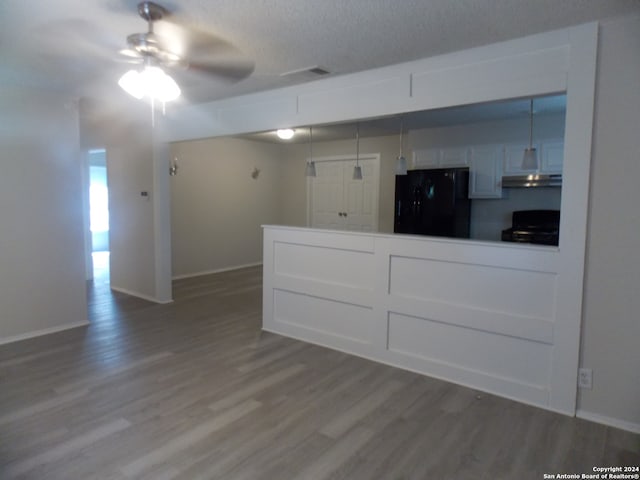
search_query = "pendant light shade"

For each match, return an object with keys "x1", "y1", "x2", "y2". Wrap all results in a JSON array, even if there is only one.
[
  {"x1": 522, "y1": 99, "x2": 538, "y2": 170},
  {"x1": 395, "y1": 117, "x2": 408, "y2": 175},
  {"x1": 353, "y1": 123, "x2": 363, "y2": 180},
  {"x1": 305, "y1": 126, "x2": 316, "y2": 177},
  {"x1": 522, "y1": 147, "x2": 538, "y2": 170},
  {"x1": 305, "y1": 161, "x2": 316, "y2": 177}
]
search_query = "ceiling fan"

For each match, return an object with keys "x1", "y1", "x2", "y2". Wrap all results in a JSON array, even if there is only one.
[{"x1": 117, "y1": 1, "x2": 254, "y2": 102}]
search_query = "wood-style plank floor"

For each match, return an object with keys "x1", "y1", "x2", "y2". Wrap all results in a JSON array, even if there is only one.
[{"x1": 1, "y1": 265, "x2": 638, "y2": 479}]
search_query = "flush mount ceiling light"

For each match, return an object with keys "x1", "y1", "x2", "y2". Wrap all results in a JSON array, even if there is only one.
[
  {"x1": 277, "y1": 128, "x2": 295, "y2": 140},
  {"x1": 522, "y1": 98, "x2": 539, "y2": 170},
  {"x1": 353, "y1": 124, "x2": 363, "y2": 180},
  {"x1": 395, "y1": 116, "x2": 408, "y2": 176},
  {"x1": 305, "y1": 126, "x2": 316, "y2": 177}
]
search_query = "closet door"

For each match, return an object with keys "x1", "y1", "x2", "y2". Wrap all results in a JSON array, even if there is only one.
[
  {"x1": 343, "y1": 158, "x2": 378, "y2": 232},
  {"x1": 309, "y1": 157, "x2": 379, "y2": 232},
  {"x1": 309, "y1": 160, "x2": 344, "y2": 230}
]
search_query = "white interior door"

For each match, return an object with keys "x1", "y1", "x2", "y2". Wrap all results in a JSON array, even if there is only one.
[
  {"x1": 309, "y1": 160, "x2": 343, "y2": 230},
  {"x1": 308, "y1": 155, "x2": 379, "y2": 232}
]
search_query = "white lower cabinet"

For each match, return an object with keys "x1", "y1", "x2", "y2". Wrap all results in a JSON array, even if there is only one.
[{"x1": 469, "y1": 145, "x2": 503, "y2": 198}]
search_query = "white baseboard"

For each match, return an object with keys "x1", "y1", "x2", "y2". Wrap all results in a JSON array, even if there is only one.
[
  {"x1": 109, "y1": 286, "x2": 173, "y2": 304},
  {"x1": 576, "y1": 409, "x2": 640, "y2": 434},
  {"x1": 0, "y1": 321, "x2": 89, "y2": 346},
  {"x1": 172, "y1": 262, "x2": 263, "y2": 280}
]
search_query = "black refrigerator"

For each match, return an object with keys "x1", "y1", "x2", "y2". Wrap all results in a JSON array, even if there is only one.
[{"x1": 394, "y1": 168, "x2": 471, "y2": 238}]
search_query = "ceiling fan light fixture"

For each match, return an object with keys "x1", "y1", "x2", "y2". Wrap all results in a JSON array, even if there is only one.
[{"x1": 118, "y1": 66, "x2": 181, "y2": 102}]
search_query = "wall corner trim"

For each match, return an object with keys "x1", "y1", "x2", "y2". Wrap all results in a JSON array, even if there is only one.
[{"x1": 110, "y1": 286, "x2": 174, "y2": 304}]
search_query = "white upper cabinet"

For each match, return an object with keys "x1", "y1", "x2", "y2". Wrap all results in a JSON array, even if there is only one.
[
  {"x1": 413, "y1": 147, "x2": 469, "y2": 169},
  {"x1": 440, "y1": 147, "x2": 470, "y2": 168},
  {"x1": 412, "y1": 148, "x2": 440, "y2": 168},
  {"x1": 503, "y1": 140, "x2": 564, "y2": 176},
  {"x1": 469, "y1": 145, "x2": 503, "y2": 199},
  {"x1": 504, "y1": 143, "x2": 537, "y2": 175},
  {"x1": 540, "y1": 140, "x2": 564, "y2": 174},
  {"x1": 411, "y1": 139, "x2": 563, "y2": 201}
]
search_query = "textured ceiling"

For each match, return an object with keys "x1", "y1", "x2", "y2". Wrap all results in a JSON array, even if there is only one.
[{"x1": 1, "y1": 0, "x2": 639, "y2": 105}]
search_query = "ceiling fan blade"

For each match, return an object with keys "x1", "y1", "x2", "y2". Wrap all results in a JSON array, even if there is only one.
[
  {"x1": 153, "y1": 19, "x2": 254, "y2": 81},
  {"x1": 119, "y1": 48, "x2": 143, "y2": 58},
  {"x1": 184, "y1": 58, "x2": 254, "y2": 82}
]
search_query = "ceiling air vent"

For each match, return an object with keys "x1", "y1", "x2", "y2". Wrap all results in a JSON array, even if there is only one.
[{"x1": 280, "y1": 65, "x2": 331, "y2": 81}]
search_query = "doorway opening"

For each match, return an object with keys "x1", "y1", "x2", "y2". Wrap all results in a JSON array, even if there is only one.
[{"x1": 88, "y1": 149, "x2": 110, "y2": 287}]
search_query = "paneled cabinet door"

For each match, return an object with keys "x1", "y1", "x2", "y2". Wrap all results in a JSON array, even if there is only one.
[
  {"x1": 412, "y1": 147, "x2": 469, "y2": 169},
  {"x1": 440, "y1": 146, "x2": 470, "y2": 168},
  {"x1": 412, "y1": 148, "x2": 440, "y2": 168},
  {"x1": 469, "y1": 145, "x2": 503, "y2": 199},
  {"x1": 503, "y1": 140, "x2": 564, "y2": 175},
  {"x1": 503, "y1": 143, "x2": 537, "y2": 176},
  {"x1": 540, "y1": 140, "x2": 564, "y2": 174},
  {"x1": 309, "y1": 158, "x2": 379, "y2": 232}
]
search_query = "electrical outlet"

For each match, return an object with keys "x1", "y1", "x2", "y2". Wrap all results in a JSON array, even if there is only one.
[{"x1": 578, "y1": 368, "x2": 593, "y2": 389}]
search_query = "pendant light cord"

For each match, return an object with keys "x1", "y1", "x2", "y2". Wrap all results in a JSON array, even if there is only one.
[
  {"x1": 356, "y1": 124, "x2": 360, "y2": 166},
  {"x1": 399, "y1": 117, "x2": 404, "y2": 156},
  {"x1": 309, "y1": 125, "x2": 313, "y2": 160},
  {"x1": 528, "y1": 99, "x2": 534, "y2": 148}
]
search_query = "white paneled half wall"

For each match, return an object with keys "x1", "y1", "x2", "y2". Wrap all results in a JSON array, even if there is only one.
[{"x1": 262, "y1": 225, "x2": 581, "y2": 415}]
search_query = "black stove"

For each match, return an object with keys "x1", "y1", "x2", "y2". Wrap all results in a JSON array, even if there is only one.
[{"x1": 501, "y1": 210, "x2": 560, "y2": 246}]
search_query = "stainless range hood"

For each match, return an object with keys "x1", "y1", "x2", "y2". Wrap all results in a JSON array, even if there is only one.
[{"x1": 502, "y1": 174, "x2": 562, "y2": 188}]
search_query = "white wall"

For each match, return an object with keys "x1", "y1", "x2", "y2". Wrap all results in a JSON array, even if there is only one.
[
  {"x1": 169, "y1": 137, "x2": 284, "y2": 277},
  {"x1": 107, "y1": 136, "x2": 157, "y2": 299},
  {"x1": 408, "y1": 113, "x2": 566, "y2": 150},
  {"x1": 577, "y1": 15, "x2": 640, "y2": 431},
  {"x1": 0, "y1": 87, "x2": 87, "y2": 343},
  {"x1": 80, "y1": 99, "x2": 163, "y2": 302}
]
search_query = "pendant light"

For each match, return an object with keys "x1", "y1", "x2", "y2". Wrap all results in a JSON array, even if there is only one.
[
  {"x1": 395, "y1": 116, "x2": 408, "y2": 175},
  {"x1": 305, "y1": 126, "x2": 316, "y2": 177},
  {"x1": 522, "y1": 99, "x2": 538, "y2": 170},
  {"x1": 353, "y1": 123, "x2": 363, "y2": 180}
]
